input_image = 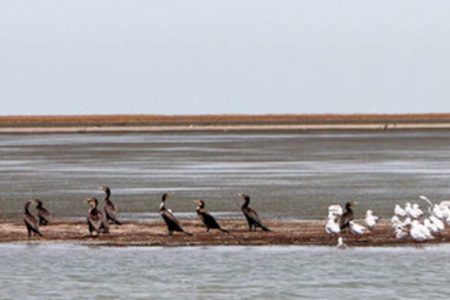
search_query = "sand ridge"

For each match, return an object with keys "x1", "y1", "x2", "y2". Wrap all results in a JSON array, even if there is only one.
[{"x1": 1, "y1": 219, "x2": 448, "y2": 247}]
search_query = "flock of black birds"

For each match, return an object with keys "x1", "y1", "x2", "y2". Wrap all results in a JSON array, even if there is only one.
[{"x1": 22, "y1": 186, "x2": 270, "y2": 238}]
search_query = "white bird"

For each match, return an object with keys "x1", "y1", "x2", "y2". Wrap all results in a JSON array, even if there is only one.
[
  {"x1": 394, "y1": 204, "x2": 407, "y2": 217},
  {"x1": 349, "y1": 221, "x2": 367, "y2": 236},
  {"x1": 419, "y1": 195, "x2": 433, "y2": 211},
  {"x1": 424, "y1": 218, "x2": 439, "y2": 234},
  {"x1": 432, "y1": 204, "x2": 444, "y2": 220},
  {"x1": 405, "y1": 202, "x2": 414, "y2": 218},
  {"x1": 390, "y1": 215, "x2": 401, "y2": 228},
  {"x1": 328, "y1": 204, "x2": 343, "y2": 217},
  {"x1": 439, "y1": 205, "x2": 450, "y2": 220},
  {"x1": 325, "y1": 217, "x2": 341, "y2": 237},
  {"x1": 336, "y1": 237, "x2": 347, "y2": 249},
  {"x1": 406, "y1": 203, "x2": 423, "y2": 219},
  {"x1": 410, "y1": 220, "x2": 433, "y2": 242},
  {"x1": 412, "y1": 204, "x2": 424, "y2": 218},
  {"x1": 430, "y1": 215, "x2": 445, "y2": 233},
  {"x1": 401, "y1": 217, "x2": 412, "y2": 227},
  {"x1": 439, "y1": 201, "x2": 450, "y2": 209},
  {"x1": 394, "y1": 225, "x2": 408, "y2": 240},
  {"x1": 365, "y1": 210, "x2": 379, "y2": 229}
]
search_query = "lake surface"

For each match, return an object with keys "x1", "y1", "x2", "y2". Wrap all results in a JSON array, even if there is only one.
[
  {"x1": 1, "y1": 243, "x2": 449, "y2": 299},
  {"x1": 1, "y1": 130, "x2": 450, "y2": 220}
]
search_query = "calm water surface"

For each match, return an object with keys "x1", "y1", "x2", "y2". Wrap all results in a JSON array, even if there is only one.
[
  {"x1": 1, "y1": 131, "x2": 450, "y2": 220},
  {"x1": 0, "y1": 244, "x2": 449, "y2": 299}
]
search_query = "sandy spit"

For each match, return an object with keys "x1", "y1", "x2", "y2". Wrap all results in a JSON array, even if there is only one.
[{"x1": 1, "y1": 220, "x2": 448, "y2": 247}]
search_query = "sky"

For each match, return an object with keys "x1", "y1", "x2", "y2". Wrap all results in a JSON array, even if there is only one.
[{"x1": 1, "y1": 1, "x2": 450, "y2": 115}]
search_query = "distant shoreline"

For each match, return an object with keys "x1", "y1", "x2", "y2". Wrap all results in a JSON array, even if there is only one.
[
  {"x1": 1, "y1": 113, "x2": 450, "y2": 133},
  {"x1": 2, "y1": 123, "x2": 450, "y2": 134}
]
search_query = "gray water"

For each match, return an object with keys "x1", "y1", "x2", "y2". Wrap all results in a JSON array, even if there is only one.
[
  {"x1": 0, "y1": 243, "x2": 449, "y2": 299},
  {"x1": 1, "y1": 130, "x2": 450, "y2": 220}
]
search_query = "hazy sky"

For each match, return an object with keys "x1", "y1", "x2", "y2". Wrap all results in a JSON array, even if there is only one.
[{"x1": 1, "y1": 1, "x2": 450, "y2": 115}]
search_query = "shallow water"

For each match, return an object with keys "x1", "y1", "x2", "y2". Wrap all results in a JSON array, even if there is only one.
[
  {"x1": 1, "y1": 130, "x2": 450, "y2": 220},
  {"x1": 0, "y1": 243, "x2": 449, "y2": 299}
]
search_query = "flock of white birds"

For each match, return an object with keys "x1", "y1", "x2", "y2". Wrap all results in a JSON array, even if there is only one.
[{"x1": 326, "y1": 195, "x2": 450, "y2": 248}]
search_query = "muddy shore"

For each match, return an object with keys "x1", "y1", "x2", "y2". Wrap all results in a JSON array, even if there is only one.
[{"x1": 1, "y1": 219, "x2": 448, "y2": 247}]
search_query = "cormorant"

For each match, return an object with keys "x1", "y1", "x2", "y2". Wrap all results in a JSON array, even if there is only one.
[
  {"x1": 194, "y1": 199, "x2": 229, "y2": 233},
  {"x1": 34, "y1": 199, "x2": 51, "y2": 226},
  {"x1": 339, "y1": 201, "x2": 356, "y2": 230},
  {"x1": 86, "y1": 197, "x2": 109, "y2": 236},
  {"x1": 159, "y1": 193, "x2": 192, "y2": 236},
  {"x1": 100, "y1": 186, "x2": 122, "y2": 225},
  {"x1": 23, "y1": 200, "x2": 43, "y2": 237},
  {"x1": 238, "y1": 193, "x2": 270, "y2": 231}
]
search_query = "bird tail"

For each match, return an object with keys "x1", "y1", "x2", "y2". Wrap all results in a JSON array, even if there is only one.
[
  {"x1": 112, "y1": 218, "x2": 122, "y2": 225},
  {"x1": 260, "y1": 224, "x2": 270, "y2": 232},
  {"x1": 35, "y1": 228, "x2": 43, "y2": 237}
]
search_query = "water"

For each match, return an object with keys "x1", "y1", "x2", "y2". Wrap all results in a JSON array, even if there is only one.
[
  {"x1": 1, "y1": 130, "x2": 450, "y2": 220},
  {"x1": 0, "y1": 243, "x2": 449, "y2": 299},
  {"x1": 2, "y1": 131, "x2": 450, "y2": 299}
]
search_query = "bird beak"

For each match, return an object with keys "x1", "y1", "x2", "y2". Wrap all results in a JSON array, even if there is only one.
[
  {"x1": 237, "y1": 193, "x2": 243, "y2": 198},
  {"x1": 353, "y1": 201, "x2": 359, "y2": 205}
]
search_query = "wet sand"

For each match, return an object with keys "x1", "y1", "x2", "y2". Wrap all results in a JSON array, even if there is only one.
[{"x1": 1, "y1": 219, "x2": 447, "y2": 247}]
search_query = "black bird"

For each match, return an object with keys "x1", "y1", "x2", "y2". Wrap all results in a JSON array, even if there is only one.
[
  {"x1": 23, "y1": 200, "x2": 43, "y2": 238},
  {"x1": 194, "y1": 199, "x2": 229, "y2": 233},
  {"x1": 100, "y1": 186, "x2": 122, "y2": 225},
  {"x1": 159, "y1": 193, "x2": 192, "y2": 236},
  {"x1": 34, "y1": 199, "x2": 51, "y2": 226},
  {"x1": 86, "y1": 197, "x2": 109, "y2": 236},
  {"x1": 339, "y1": 201, "x2": 356, "y2": 230},
  {"x1": 238, "y1": 193, "x2": 270, "y2": 232}
]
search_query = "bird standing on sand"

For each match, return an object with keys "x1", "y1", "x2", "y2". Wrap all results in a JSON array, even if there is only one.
[
  {"x1": 86, "y1": 197, "x2": 109, "y2": 236},
  {"x1": 194, "y1": 199, "x2": 229, "y2": 233},
  {"x1": 24, "y1": 200, "x2": 43, "y2": 238},
  {"x1": 349, "y1": 220, "x2": 366, "y2": 237},
  {"x1": 325, "y1": 216, "x2": 341, "y2": 237},
  {"x1": 394, "y1": 204, "x2": 407, "y2": 218},
  {"x1": 339, "y1": 202, "x2": 356, "y2": 230},
  {"x1": 100, "y1": 186, "x2": 121, "y2": 225},
  {"x1": 410, "y1": 220, "x2": 433, "y2": 243},
  {"x1": 365, "y1": 210, "x2": 379, "y2": 230},
  {"x1": 159, "y1": 193, "x2": 192, "y2": 236},
  {"x1": 35, "y1": 199, "x2": 51, "y2": 226},
  {"x1": 238, "y1": 193, "x2": 270, "y2": 232}
]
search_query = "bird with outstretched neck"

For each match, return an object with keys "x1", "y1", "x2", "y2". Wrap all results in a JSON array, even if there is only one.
[
  {"x1": 340, "y1": 202, "x2": 356, "y2": 230},
  {"x1": 23, "y1": 200, "x2": 43, "y2": 238},
  {"x1": 159, "y1": 193, "x2": 192, "y2": 236},
  {"x1": 34, "y1": 199, "x2": 51, "y2": 226},
  {"x1": 86, "y1": 197, "x2": 109, "y2": 237},
  {"x1": 194, "y1": 199, "x2": 229, "y2": 233},
  {"x1": 100, "y1": 186, "x2": 122, "y2": 225},
  {"x1": 238, "y1": 193, "x2": 270, "y2": 232}
]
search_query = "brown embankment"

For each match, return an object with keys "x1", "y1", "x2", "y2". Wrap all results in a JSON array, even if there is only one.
[
  {"x1": 1, "y1": 220, "x2": 447, "y2": 247},
  {"x1": 1, "y1": 114, "x2": 450, "y2": 133}
]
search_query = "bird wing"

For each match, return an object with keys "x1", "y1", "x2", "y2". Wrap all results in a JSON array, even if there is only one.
[
  {"x1": 38, "y1": 208, "x2": 51, "y2": 223},
  {"x1": 105, "y1": 202, "x2": 118, "y2": 220},
  {"x1": 88, "y1": 211, "x2": 104, "y2": 231},
  {"x1": 201, "y1": 211, "x2": 221, "y2": 228},
  {"x1": 162, "y1": 210, "x2": 183, "y2": 231},
  {"x1": 243, "y1": 207, "x2": 268, "y2": 228},
  {"x1": 24, "y1": 214, "x2": 42, "y2": 235},
  {"x1": 339, "y1": 212, "x2": 352, "y2": 229}
]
